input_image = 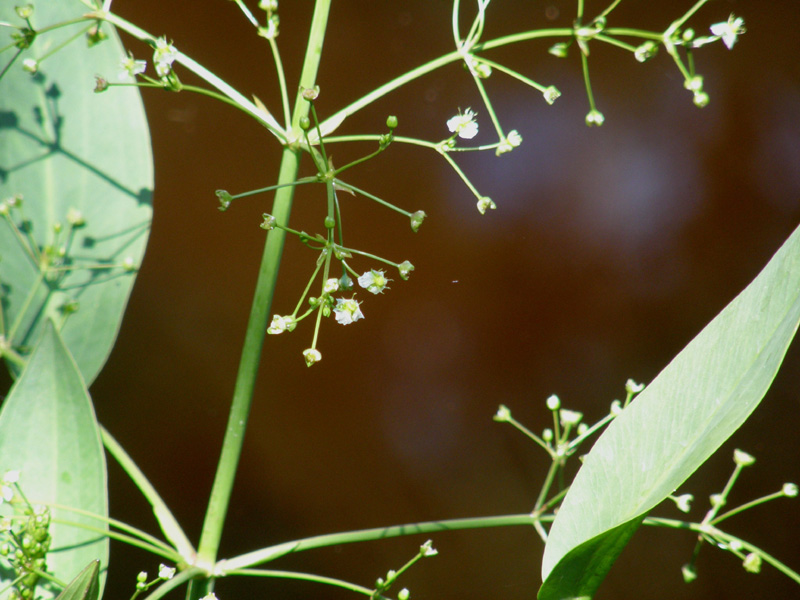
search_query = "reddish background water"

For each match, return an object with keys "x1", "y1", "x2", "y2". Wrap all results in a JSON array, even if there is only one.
[{"x1": 53, "y1": 2, "x2": 800, "y2": 599}]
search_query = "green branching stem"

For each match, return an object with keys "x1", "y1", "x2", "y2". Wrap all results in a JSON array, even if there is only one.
[
  {"x1": 317, "y1": 28, "x2": 572, "y2": 135},
  {"x1": 220, "y1": 514, "x2": 540, "y2": 572},
  {"x1": 84, "y1": 10, "x2": 287, "y2": 142},
  {"x1": 226, "y1": 569, "x2": 373, "y2": 597},
  {"x1": 193, "y1": 0, "x2": 332, "y2": 579}
]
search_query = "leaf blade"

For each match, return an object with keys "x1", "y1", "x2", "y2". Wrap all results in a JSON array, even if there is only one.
[
  {"x1": 540, "y1": 223, "x2": 800, "y2": 599},
  {"x1": 0, "y1": 322, "x2": 109, "y2": 598},
  {"x1": 0, "y1": 1, "x2": 153, "y2": 385}
]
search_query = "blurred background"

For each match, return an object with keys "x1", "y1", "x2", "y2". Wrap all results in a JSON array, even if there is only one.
[{"x1": 73, "y1": 1, "x2": 800, "y2": 599}]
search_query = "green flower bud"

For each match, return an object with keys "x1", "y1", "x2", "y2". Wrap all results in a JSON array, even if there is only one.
[
  {"x1": 398, "y1": 260, "x2": 414, "y2": 280},
  {"x1": 585, "y1": 109, "x2": 605, "y2": 127},
  {"x1": 410, "y1": 210, "x2": 426, "y2": 232},
  {"x1": 693, "y1": 91, "x2": 710, "y2": 108},
  {"x1": 260, "y1": 213, "x2": 277, "y2": 230},
  {"x1": 339, "y1": 274, "x2": 354, "y2": 290},
  {"x1": 386, "y1": 115, "x2": 398, "y2": 129},
  {"x1": 60, "y1": 299, "x2": 79, "y2": 315},
  {"x1": 733, "y1": 449, "x2": 755, "y2": 467},
  {"x1": 493, "y1": 405, "x2": 511, "y2": 422},
  {"x1": 742, "y1": 553, "x2": 761, "y2": 573},
  {"x1": 299, "y1": 116, "x2": 311, "y2": 130},
  {"x1": 66, "y1": 208, "x2": 85, "y2": 227},
  {"x1": 301, "y1": 85, "x2": 320, "y2": 101},
  {"x1": 86, "y1": 24, "x2": 108, "y2": 47},
  {"x1": 216, "y1": 189, "x2": 233, "y2": 211},
  {"x1": 303, "y1": 348, "x2": 321, "y2": 366},
  {"x1": 634, "y1": 41, "x2": 658, "y2": 63},
  {"x1": 324, "y1": 215, "x2": 335, "y2": 229},
  {"x1": 548, "y1": 42, "x2": 569, "y2": 58},
  {"x1": 16, "y1": 5, "x2": 34, "y2": 19},
  {"x1": 543, "y1": 86, "x2": 561, "y2": 105}
]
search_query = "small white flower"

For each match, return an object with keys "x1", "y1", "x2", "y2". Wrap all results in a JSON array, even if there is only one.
[
  {"x1": 420, "y1": 540, "x2": 438, "y2": 557},
  {"x1": 153, "y1": 37, "x2": 178, "y2": 78},
  {"x1": 710, "y1": 14, "x2": 745, "y2": 50},
  {"x1": 782, "y1": 482, "x2": 798, "y2": 497},
  {"x1": 496, "y1": 130, "x2": 522, "y2": 155},
  {"x1": 324, "y1": 278, "x2": 340, "y2": 294},
  {"x1": 673, "y1": 493, "x2": 694, "y2": 513},
  {"x1": 333, "y1": 297, "x2": 364, "y2": 325},
  {"x1": 585, "y1": 109, "x2": 605, "y2": 127},
  {"x1": 476, "y1": 196, "x2": 496, "y2": 214},
  {"x1": 1, "y1": 470, "x2": 19, "y2": 502},
  {"x1": 634, "y1": 41, "x2": 658, "y2": 63},
  {"x1": 258, "y1": 16, "x2": 279, "y2": 40},
  {"x1": 303, "y1": 348, "x2": 321, "y2": 366},
  {"x1": 22, "y1": 58, "x2": 38, "y2": 74},
  {"x1": 66, "y1": 208, "x2": 85, "y2": 226},
  {"x1": 546, "y1": 395, "x2": 561, "y2": 411},
  {"x1": 543, "y1": 86, "x2": 561, "y2": 105},
  {"x1": 709, "y1": 493, "x2": 726, "y2": 509},
  {"x1": 119, "y1": 52, "x2": 146, "y2": 80},
  {"x1": 684, "y1": 75, "x2": 704, "y2": 92},
  {"x1": 733, "y1": 449, "x2": 755, "y2": 467},
  {"x1": 742, "y1": 552, "x2": 761, "y2": 574},
  {"x1": 267, "y1": 315, "x2": 294, "y2": 334},
  {"x1": 447, "y1": 108, "x2": 479, "y2": 140},
  {"x1": 158, "y1": 565, "x2": 175, "y2": 580},
  {"x1": 358, "y1": 269, "x2": 390, "y2": 294},
  {"x1": 559, "y1": 409, "x2": 583, "y2": 427},
  {"x1": 625, "y1": 379, "x2": 645, "y2": 394},
  {"x1": 493, "y1": 405, "x2": 511, "y2": 422}
]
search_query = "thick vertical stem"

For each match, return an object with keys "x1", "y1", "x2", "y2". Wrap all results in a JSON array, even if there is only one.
[{"x1": 195, "y1": 0, "x2": 332, "y2": 573}]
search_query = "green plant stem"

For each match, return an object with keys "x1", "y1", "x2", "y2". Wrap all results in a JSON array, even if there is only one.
[
  {"x1": 88, "y1": 10, "x2": 286, "y2": 141},
  {"x1": 221, "y1": 514, "x2": 540, "y2": 571},
  {"x1": 645, "y1": 517, "x2": 800, "y2": 584},
  {"x1": 100, "y1": 425, "x2": 194, "y2": 559},
  {"x1": 194, "y1": 0, "x2": 332, "y2": 575},
  {"x1": 227, "y1": 569, "x2": 373, "y2": 597},
  {"x1": 318, "y1": 28, "x2": 572, "y2": 134}
]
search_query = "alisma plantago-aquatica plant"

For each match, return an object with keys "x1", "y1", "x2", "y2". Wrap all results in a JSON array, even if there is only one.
[{"x1": 1, "y1": 2, "x2": 798, "y2": 600}]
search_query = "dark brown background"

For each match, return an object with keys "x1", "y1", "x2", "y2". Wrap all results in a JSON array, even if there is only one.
[{"x1": 58, "y1": 1, "x2": 800, "y2": 599}]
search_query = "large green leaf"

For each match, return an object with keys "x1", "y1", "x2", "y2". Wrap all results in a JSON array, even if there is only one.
[
  {"x1": 0, "y1": 322, "x2": 108, "y2": 598},
  {"x1": 0, "y1": 0, "x2": 152, "y2": 386},
  {"x1": 539, "y1": 223, "x2": 800, "y2": 600}
]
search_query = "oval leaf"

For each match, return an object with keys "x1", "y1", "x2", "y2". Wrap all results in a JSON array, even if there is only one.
[
  {"x1": 0, "y1": 322, "x2": 109, "y2": 598},
  {"x1": 539, "y1": 223, "x2": 800, "y2": 600},
  {"x1": 0, "y1": 1, "x2": 153, "y2": 385}
]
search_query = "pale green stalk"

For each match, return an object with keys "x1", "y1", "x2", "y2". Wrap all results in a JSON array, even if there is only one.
[
  {"x1": 194, "y1": 0, "x2": 332, "y2": 576},
  {"x1": 221, "y1": 514, "x2": 539, "y2": 571},
  {"x1": 86, "y1": 10, "x2": 287, "y2": 141}
]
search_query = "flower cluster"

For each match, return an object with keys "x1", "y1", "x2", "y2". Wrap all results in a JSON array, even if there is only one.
[{"x1": 268, "y1": 268, "x2": 392, "y2": 366}]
